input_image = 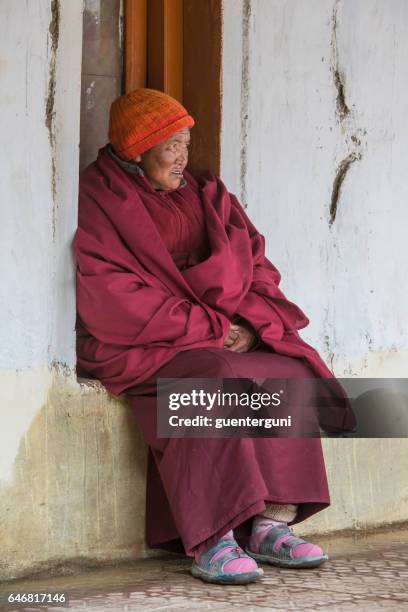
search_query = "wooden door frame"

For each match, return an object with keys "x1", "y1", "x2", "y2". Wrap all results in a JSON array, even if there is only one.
[
  {"x1": 124, "y1": 0, "x2": 147, "y2": 92},
  {"x1": 124, "y1": 0, "x2": 222, "y2": 177}
]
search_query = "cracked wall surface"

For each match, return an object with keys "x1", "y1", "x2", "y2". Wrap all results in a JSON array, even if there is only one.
[
  {"x1": 46, "y1": 0, "x2": 60, "y2": 237},
  {"x1": 328, "y1": 0, "x2": 363, "y2": 228},
  {"x1": 221, "y1": 0, "x2": 408, "y2": 378},
  {"x1": 331, "y1": 0, "x2": 350, "y2": 122},
  {"x1": 329, "y1": 152, "x2": 361, "y2": 226}
]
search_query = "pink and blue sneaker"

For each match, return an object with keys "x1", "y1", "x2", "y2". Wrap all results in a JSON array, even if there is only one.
[
  {"x1": 246, "y1": 522, "x2": 328, "y2": 569},
  {"x1": 191, "y1": 533, "x2": 264, "y2": 584}
]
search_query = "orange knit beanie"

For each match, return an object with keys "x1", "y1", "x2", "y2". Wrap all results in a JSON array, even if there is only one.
[{"x1": 108, "y1": 88, "x2": 195, "y2": 160}]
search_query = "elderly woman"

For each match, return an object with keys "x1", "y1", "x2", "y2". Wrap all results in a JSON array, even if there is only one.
[{"x1": 75, "y1": 89, "x2": 355, "y2": 585}]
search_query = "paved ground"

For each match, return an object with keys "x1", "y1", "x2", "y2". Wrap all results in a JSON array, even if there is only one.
[{"x1": 1, "y1": 527, "x2": 407, "y2": 611}]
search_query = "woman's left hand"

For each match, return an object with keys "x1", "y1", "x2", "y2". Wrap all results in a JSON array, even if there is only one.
[{"x1": 224, "y1": 323, "x2": 257, "y2": 353}]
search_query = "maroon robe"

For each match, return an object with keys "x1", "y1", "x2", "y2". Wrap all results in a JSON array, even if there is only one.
[{"x1": 75, "y1": 146, "x2": 355, "y2": 556}]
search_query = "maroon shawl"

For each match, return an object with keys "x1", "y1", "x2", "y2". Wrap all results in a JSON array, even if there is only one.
[{"x1": 75, "y1": 147, "x2": 347, "y2": 406}]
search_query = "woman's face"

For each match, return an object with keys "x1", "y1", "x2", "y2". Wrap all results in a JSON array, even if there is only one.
[{"x1": 135, "y1": 128, "x2": 190, "y2": 191}]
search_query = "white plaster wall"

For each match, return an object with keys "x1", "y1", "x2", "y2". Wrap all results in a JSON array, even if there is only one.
[
  {"x1": 0, "y1": 0, "x2": 83, "y2": 479},
  {"x1": 1, "y1": 0, "x2": 56, "y2": 369},
  {"x1": 221, "y1": 0, "x2": 408, "y2": 377},
  {"x1": 0, "y1": 0, "x2": 81, "y2": 370}
]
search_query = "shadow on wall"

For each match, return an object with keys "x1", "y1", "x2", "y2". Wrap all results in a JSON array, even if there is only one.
[
  {"x1": 0, "y1": 375, "x2": 147, "y2": 581},
  {"x1": 352, "y1": 388, "x2": 408, "y2": 438}
]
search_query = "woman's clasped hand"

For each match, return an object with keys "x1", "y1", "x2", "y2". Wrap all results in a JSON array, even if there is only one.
[{"x1": 223, "y1": 323, "x2": 257, "y2": 353}]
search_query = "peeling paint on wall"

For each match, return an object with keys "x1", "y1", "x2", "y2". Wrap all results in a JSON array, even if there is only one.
[
  {"x1": 329, "y1": 152, "x2": 361, "y2": 226},
  {"x1": 329, "y1": 0, "x2": 364, "y2": 227},
  {"x1": 323, "y1": 333, "x2": 335, "y2": 372},
  {"x1": 331, "y1": 1, "x2": 350, "y2": 122},
  {"x1": 45, "y1": 0, "x2": 60, "y2": 239},
  {"x1": 333, "y1": 69, "x2": 350, "y2": 121}
]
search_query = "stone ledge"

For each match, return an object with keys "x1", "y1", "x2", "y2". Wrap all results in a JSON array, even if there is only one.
[{"x1": 1, "y1": 373, "x2": 407, "y2": 581}]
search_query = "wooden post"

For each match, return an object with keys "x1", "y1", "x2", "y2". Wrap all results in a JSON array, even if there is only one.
[
  {"x1": 183, "y1": 0, "x2": 222, "y2": 177},
  {"x1": 124, "y1": 0, "x2": 147, "y2": 92},
  {"x1": 147, "y1": 0, "x2": 183, "y2": 102},
  {"x1": 163, "y1": 0, "x2": 183, "y2": 101}
]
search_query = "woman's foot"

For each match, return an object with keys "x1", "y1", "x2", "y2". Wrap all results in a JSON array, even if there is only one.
[
  {"x1": 246, "y1": 518, "x2": 328, "y2": 568},
  {"x1": 191, "y1": 530, "x2": 264, "y2": 584}
]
